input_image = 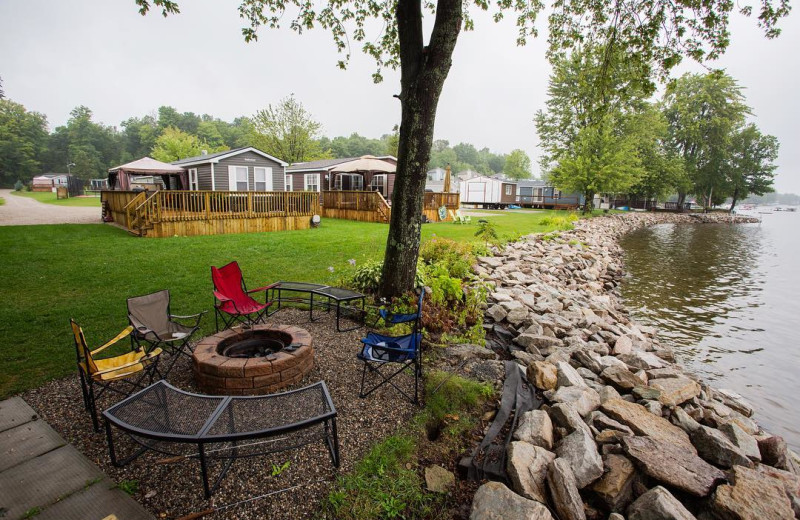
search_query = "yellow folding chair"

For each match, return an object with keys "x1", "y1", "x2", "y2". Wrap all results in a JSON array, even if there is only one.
[{"x1": 71, "y1": 319, "x2": 162, "y2": 431}]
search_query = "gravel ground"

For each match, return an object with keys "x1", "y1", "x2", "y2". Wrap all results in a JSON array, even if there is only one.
[
  {"x1": 0, "y1": 189, "x2": 100, "y2": 225},
  {"x1": 23, "y1": 309, "x2": 417, "y2": 519}
]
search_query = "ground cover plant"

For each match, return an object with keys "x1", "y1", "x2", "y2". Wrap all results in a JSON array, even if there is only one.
[
  {"x1": 11, "y1": 190, "x2": 102, "y2": 207},
  {"x1": 0, "y1": 210, "x2": 567, "y2": 397}
]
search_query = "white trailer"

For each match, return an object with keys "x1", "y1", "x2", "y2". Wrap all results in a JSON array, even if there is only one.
[{"x1": 458, "y1": 175, "x2": 517, "y2": 209}]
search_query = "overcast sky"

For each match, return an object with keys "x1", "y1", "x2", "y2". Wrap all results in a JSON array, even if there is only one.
[{"x1": 1, "y1": 0, "x2": 798, "y2": 193}]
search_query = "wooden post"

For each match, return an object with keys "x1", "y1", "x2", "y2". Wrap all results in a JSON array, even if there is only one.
[{"x1": 205, "y1": 192, "x2": 210, "y2": 220}]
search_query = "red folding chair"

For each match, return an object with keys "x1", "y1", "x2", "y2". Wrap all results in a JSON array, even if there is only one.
[{"x1": 211, "y1": 261, "x2": 277, "y2": 331}]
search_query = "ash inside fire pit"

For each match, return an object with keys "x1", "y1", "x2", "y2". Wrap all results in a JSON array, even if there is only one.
[{"x1": 217, "y1": 330, "x2": 293, "y2": 358}]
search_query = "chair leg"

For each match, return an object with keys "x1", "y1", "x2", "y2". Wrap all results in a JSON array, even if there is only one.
[
  {"x1": 78, "y1": 370, "x2": 90, "y2": 412},
  {"x1": 359, "y1": 361, "x2": 369, "y2": 399},
  {"x1": 87, "y1": 380, "x2": 100, "y2": 432}
]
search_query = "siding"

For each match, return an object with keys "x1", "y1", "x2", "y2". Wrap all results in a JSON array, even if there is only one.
[
  {"x1": 195, "y1": 164, "x2": 213, "y2": 190},
  {"x1": 214, "y1": 151, "x2": 286, "y2": 191},
  {"x1": 500, "y1": 183, "x2": 517, "y2": 204}
]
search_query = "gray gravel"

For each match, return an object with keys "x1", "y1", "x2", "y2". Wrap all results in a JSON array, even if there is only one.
[
  {"x1": 23, "y1": 309, "x2": 417, "y2": 519},
  {"x1": 0, "y1": 189, "x2": 101, "y2": 225}
]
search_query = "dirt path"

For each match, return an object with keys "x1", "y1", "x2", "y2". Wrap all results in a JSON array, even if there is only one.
[{"x1": 0, "y1": 189, "x2": 100, "y2": 226}]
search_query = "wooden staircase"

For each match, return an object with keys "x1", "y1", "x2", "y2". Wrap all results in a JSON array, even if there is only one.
[{"x1": 376, "y1": 192, "x2": 392, "y2": 222}]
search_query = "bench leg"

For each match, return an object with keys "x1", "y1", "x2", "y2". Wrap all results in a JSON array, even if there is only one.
[{"x1": 325, "y1": 418, "x2": 340, "y2": 468}]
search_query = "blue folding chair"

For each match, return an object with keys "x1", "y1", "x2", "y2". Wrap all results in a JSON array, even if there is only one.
[{"x1": 357, "y1": 289, "x2": 425, "y2": 405}]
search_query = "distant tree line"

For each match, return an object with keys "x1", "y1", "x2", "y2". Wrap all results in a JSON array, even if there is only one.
[
  {"x1": 0, "y1": 91, "x2": 531, "y2": 186},
  {"x1": 535, "y1": 42, "x2": 780, "y2": 213}
]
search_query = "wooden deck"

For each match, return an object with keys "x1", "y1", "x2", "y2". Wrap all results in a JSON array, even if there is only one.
[
  {"x1": 102, "y1": 190, "x2": 319, "y2": 237},
  {"x1": 321, "y1": 191, "x2": 460, "y2": 223}
]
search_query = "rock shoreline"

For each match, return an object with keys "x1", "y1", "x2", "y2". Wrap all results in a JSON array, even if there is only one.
[{"x1": 462, "y1": 212, "x2": 799, "y2": 520}]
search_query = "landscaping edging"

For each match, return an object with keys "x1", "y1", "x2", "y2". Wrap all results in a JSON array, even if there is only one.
[{"x1": 467, "y1": 212, "x2": 800, "y2": 520}]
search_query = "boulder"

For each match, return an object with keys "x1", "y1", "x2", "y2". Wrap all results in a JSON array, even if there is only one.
[
  {"x1": 507, "y1": 307, "x2": 529, "y2": 326},
  {"x1": 591, "y1": 454, "x2": 636, "y2": 512},
  {"x1": 632, "y1": 386, "x2": 661, "y2": 401},
  {"x1": 612, "y1": 335, "x2": 633, "y2": 355},
  {"x1": 549, "y1": 403, "x2": 591, "y2": 435},
  {"x1": 650, "y1": 375, "x2": 701, "y2": 407},
  {"x1": 719, "y1": 422, "x2": 761, "y2": 462},
  {"x1": 506, "y1": 442, "x2": 556, "y2": 503},
  {"x1": 443, "y1": 344, "x2": 498, "y2": 362},
  {"x1": 627, "y1": 486, "x2": 696, "y2": 520},
  {"x1": 601, "y1": 366, "x2": 641, "y2": 392},
  {"x1": 599, "y1": 385, "x2": 622, "y2": 403},
  {"x1": 574, "y1": 349, "x2": 603, "y2": 374},
  {"x1": 513, "y1": 410, "x2": 554, "y2": 450},
  {"x1": 527, "y1": 361, "x2": 558, "y2": 391},
  {"x1": 425, "y1": 465, "x2": 455, "y2": 493},
  {"x1": 618, "y1": 351, "x2": 665, "y2": 370},
  {"x1": 478, "y1": 256, "x2": 504, "y2": 268},
  {"x1": 715, "y1": 388, "x2": 755, "y2": 417},
  {"x1": 487, "y1": 304, "x2": 508, "y2": 322},
  {"x1": 600, "y1": 355, "x2": 628, "y2": 371},
  {"x1": 589, "y1": 411, "x2": 633, "y2": 435},
  {"x1": 711, "y1": 465, "x2": 794, "y2": 520},
  {"x1": 691, "y1": 425, "x2": 753, "y2": 469},
  {"x1": 547, "y1": 458, "x2": 587, "y2": 520},
  {"x1": 551, "y1": 386, "x2": 601, "y2": 417},
  {"x1": 471, "y1": 481, "x2": 555, "y2": 520},
  {"x1": 670, "y1": 406, "x2": 702, "y2": 434},
  {"x1": 759, "y1": 436, "x2": 794, "y2": 471},
  {"x1": 557, "y1": 361, "x2": 589, "y2": 388},
  {"x1": 556, "y1": 428, "x2": 604, "y2": 489},
  {"x1": 601, "y1": 399, "x2": 695, "y2": 452},
  {"x1": 515, "y1": 334, "x2": 563, "y2": 353},
  {"x1": 621, "y1": 436, "x2": 725, "y2": 497}
]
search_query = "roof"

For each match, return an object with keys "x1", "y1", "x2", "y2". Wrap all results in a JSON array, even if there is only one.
[
  {"x1": 461, "y1": 174, "x2": 518, "y2": 184},
  {"x1": 288, "y1": 155, "x2": 398, "y2": 173},
  {"x1": 33, "y1": 173, "x2": 69, "y2": 179},
  {"x1": 516, "y1": 179, "x2": 548, "y2": 188},
  {"x1": 171, "y1": 147, "x2": 289, "y2": 167},
  {"x1": 108, "y1": 157, "x2": 185, "y2": 174}
]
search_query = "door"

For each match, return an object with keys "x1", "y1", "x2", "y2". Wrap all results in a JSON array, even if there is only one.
[{"x1": 467, "y1": 182, "x2": 486, "y2": 203}]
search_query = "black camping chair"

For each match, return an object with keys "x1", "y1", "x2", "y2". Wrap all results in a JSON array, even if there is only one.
[
  {"x1": 357, "y1": 289, "x2": 425, "y2": 405},
  {"x1": 127, "y1": 289, "x2": 206, "y2": 376}
]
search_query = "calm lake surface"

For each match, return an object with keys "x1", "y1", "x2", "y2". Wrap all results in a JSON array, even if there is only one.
[{"x1": 619, "y1": 209, "x2": 800, "y2": 451}]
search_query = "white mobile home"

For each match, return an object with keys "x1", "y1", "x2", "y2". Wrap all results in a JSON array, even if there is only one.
[{"x1": 458, "y1": 175, "x2": 517, "y2": 209}]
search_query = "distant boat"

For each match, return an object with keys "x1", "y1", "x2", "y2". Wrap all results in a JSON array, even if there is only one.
[{"x1": 787, "y1": 207, "x2": 797, "y2": 212}]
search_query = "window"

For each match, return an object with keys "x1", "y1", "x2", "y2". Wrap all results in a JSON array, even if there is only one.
[
  {"x1": 285, "y1": 175, "x2": 293, "y2": 191},
  {"x1": 505, "y1": 184, "x2": 512, "y2": 196},
  {"x1": 370, "y1": 174, "x2": 386, "y2": 195},
  {"x1": 254, "y1": 167, "x2": 272, "y2": 191},
  {"x1": 188, "y1": 168, "x2": 199, "y2": 191},
  {"x1": 333, "y1": 173, "x2": 363, "y2": 191},
  {"x1": 304, "y1": 174, "x2": 319, "y2": 192},
  {"x1": 553, "y1": 189, "x2": 561, "y2": 200},
  {"x1": 228, "y1": 166, "x2": 248, "y2": 191}
]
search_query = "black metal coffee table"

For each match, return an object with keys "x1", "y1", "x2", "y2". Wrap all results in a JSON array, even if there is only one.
[
  {"x1": 271, "y1": 282, "x2": 365, "y2": 332},
  {"x1": 103, "y1": 380, "x2": 339, "y2": 498}
]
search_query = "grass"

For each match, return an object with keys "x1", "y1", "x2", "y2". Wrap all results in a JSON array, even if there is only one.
[
  {"x1": 0, "y1": 210, "x2": 567, "y2": 398},
  {"x1": 0, "y1": 197, "x2": 5, "y2": 205},
  {"x1": 11, "y1": 190, "x2": 102, "y2": 207},
  {"x1": 322, "y1": 372, "x2": 494, "y2": 519}
]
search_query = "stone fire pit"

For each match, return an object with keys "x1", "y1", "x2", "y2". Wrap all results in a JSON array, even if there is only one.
[{"x1": 193, "y1": 324, "x2": 314, "y2": 395}]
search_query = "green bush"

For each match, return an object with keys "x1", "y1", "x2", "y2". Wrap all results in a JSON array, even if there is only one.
[
  {"x1": 348, "y1": 260, "x2": 426, "y2": 294},
  {"x1": 425, "y1": 263, "x2": 463, "y2": 305},
  {"x1": 419, "y1": 238, "x2": 475, "y2": 279},
  {"x1": 538, "y1": 213, "x2": 579, "y2": 230},
  {"x1": 13, "y1": 180, "x2": 23, "y2": 191}
]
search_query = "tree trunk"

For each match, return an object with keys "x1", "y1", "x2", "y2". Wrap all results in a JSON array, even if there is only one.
[
  {"x1": 582, "y1": 191, "x2": 595, "y2": 214},
  {"x1": 729, "y1": 186, "x2": 740, "y2": 213},
  {"x1": 378, "y1": 0, "x2": 462, "y2": 298},
  {"x1": 677, "y1": 191, "x2": 687, "y2": 212}
]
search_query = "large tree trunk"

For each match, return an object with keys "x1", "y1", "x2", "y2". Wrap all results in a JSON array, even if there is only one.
[
  {"x1": 378, "y1": 0, "x2": 462, "y2": 298},
  {"x1": 729, "y1": 186, "x2": 740, "y2": 213},
  {"x1": 582, "y1": 191, "x2": 594, "y2": 214},
  {"x1": 676, "y1": 190, "x2": 687, "y2": 212}
]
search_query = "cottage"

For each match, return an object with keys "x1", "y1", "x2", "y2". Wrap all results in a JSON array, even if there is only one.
[
  {"x1": 425, "y1": 168, "x2": 478, "y2": 193},
  {"x1": 31, "y1": 173, "x2": 69, "y2": 192},
  {"x1": 172, "y1": 147, "x2": 287, "y2": 192},
  {"x1": 286, "y1": 156, "x2": 397, "y2": 198},
  {"x1": 516, "y1": 179, "x2": 582, "y2": 209},
  {"x1": 458, "y1": 175, "x2": 517, "y2": 209}
]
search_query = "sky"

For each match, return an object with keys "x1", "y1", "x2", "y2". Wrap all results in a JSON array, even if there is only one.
[{"x1": 1, "y1": 0, "x2": 798, "y2": 193}]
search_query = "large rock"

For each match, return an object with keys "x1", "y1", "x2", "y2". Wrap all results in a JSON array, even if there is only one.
[
  {"x1": 470, "y1": 481, "x2": 554, "y2": 520},
  {"x1": 549, "y1": 403, "x2": 591, "y2": 435},
  {"x1": 513, "y1": 410, "x2": 554, "y2": 450},
  {"x1": 547, "y1": 458, "x2": 587, "y2": 520},
  {"x1": 556, "y1": 428, "x2": 604, "y2": 489},
  {"x1": 573, "y1": 349, "x2": 603, "y2": 374},
  {"x1": 601, "y1": 399, "x2": 695, "y2": 452},
  {"x1": 506, "y1": 442, "x2": 556, "y2": 503},
  {"x1": 711, "y1": 465, "x2": 794, "y2": 520},
  {"x1": 755, "y1": 464, "x2": 800, "y2": 518},
  {"x1": 443, "y1": 344, "x2": 498, "y2": 362},
  {"x1": 527, "y1": 361, "x2": 558, "y2": 391},
  {"x1": 557, "y1": 361, "x2": 588, "y2": 388},
  {"x1": 612, "y1": 335, "x2": 633, "y2": 355},
  {"x1": 618, "y1": 351, "x2": 665, "y2": 370},
  {"x1": 719, "y1": 422, "x2": 761, "y2": 463},
  {"x1": 627, "y1": 486, "x2": 696, "y2": 520},
  {"x1": 715, "y1": 388, "x2": 755, "y2": 417},
  {"x1": 551, "y1": 386, "x2": 601, "y2": 417},
  {"x1": 601, "y1": 366, "x2": 642, "y2": 391},
  {"x1": 691, "y1": 425, "x2": 753, "y2": 469},
  {"x1": 507, "y1": 307, "x2": 529, "y2": 326},
  {"x1": 487, "y1": 304, "x2": 508, "y2": 322},
  {"x1": 516, "y1": 334, "x2": 563, "y2": 353},
  {"x1": 650, "y1": 375, "x2": 701, "y2": 407},
  {"x1": 758, "y1": 436, "x2": 795, "y2": 471},
  {"x1": 622, "y1": 436, "x2": 726, "y2": 497},
  {"x1": 425, "y1": 465, "x2": 455, "y2": 493},
  {"x1": 591, "y1": 454, "x2": 636, "y2": 512}
]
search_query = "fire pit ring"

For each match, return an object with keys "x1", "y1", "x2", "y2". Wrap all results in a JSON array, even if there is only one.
[{"x1": 193, "y1": 324, "x2": 314, "y2": 395}]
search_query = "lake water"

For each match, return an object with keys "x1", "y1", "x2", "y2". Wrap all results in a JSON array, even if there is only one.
[{"x1": 619, "y1": 209, "x2": 800, "y2": 451}]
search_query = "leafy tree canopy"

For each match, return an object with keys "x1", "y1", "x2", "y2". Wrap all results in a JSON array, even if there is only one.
[
  {"x1": 250, "y1": 94, "x2": 332, "y2": 163},
  {"x1": 503, "y1": 149, "x2": 532, "y2": 180},
  {"x1": 0, "y1": 99, "x2": 49, "y2": 185},
  {"x1": 151, "y1": 126, "x2": 228, "y2": 162}
]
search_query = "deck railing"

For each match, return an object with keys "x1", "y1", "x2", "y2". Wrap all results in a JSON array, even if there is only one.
[
  {"x1": 102, "y1": 190, "x2": 320, "y2": 237},
  {"x1": 423, "y1": 192, "x2": 460, "y2": 210}
]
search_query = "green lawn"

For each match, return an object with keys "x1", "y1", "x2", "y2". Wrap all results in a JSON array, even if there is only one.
[
  {"x1": 0, "y1": 211, "x2": 565, "y2": 397},
  {"x1": 0, "y1": 197, "x2": 5, "y2": 205},
  {"x1": 11, "y1": 190, "x2": 102, "y2": 207}
]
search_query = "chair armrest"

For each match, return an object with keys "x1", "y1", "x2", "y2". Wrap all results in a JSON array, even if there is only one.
[
  {"x1": 92, "y1": 351, "x2": 160, "y2": 377},
  {"x1": 247, "y1": 282, "x2": 279, "y2": 294},
  {"x1": 170, "y1": 310, "x2": 208, "y2": 319},
  {"x1": 360, "y1": 340, "x2": 415, "y2": 354},
  {"x1": 91, "y1": 326, "x2": 134, "y2": 355}
]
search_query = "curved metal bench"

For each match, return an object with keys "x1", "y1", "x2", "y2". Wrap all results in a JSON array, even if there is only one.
[{"x1": 103, "y1": 380, "x2": 339, "y2": 498}]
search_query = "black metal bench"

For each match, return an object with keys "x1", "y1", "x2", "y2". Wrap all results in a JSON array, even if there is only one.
[{"x1": 103, "y1": 380, "x2": 339, "y2": 498}]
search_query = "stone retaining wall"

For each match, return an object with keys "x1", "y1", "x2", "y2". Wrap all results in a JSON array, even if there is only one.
[{"x1": 462, "y1": 212, "x2": 799, "y2": 520}]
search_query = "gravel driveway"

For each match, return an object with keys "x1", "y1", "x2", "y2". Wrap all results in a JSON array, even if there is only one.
[{"x1": 0, "y1": 189, "x2": 101, "y2": 226}]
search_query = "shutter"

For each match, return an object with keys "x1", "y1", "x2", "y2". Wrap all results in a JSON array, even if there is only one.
[
  {"x1": 265, "y1": 167, "x2": 273, "y2": 191},
  {"x1": 228, "y1": 165, "x2": 237, "y2": 191}
]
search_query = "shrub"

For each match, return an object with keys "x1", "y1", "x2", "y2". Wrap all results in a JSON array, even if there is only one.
[
  {"x1": 539, "y1": 212, "x2": 579, "y2": 230},
  {"x1": 419, "y1": 238, "x2": 475, "y2": 279},
  {"x1": 13, "y1": 180, "x2": 23, "y2": 191},
  {"x1": 348, "y1": 260, "x2": 426, "y2": 294},
  {"x1": 474, "y1": 220, "x2": 499, "y2": 245}
]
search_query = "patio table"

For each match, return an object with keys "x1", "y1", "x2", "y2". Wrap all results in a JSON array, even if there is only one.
[
  {"x1": 270, "y1": 282, "x2": 365, "y2": 332},
  {"x1": 311, "y1": 286, "x2": 366, "y2": 332}
]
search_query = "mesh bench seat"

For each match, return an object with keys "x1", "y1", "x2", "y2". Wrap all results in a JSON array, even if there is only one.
[{"x1": 103, "y1": 380, "x2": 339, "y2": 498}]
